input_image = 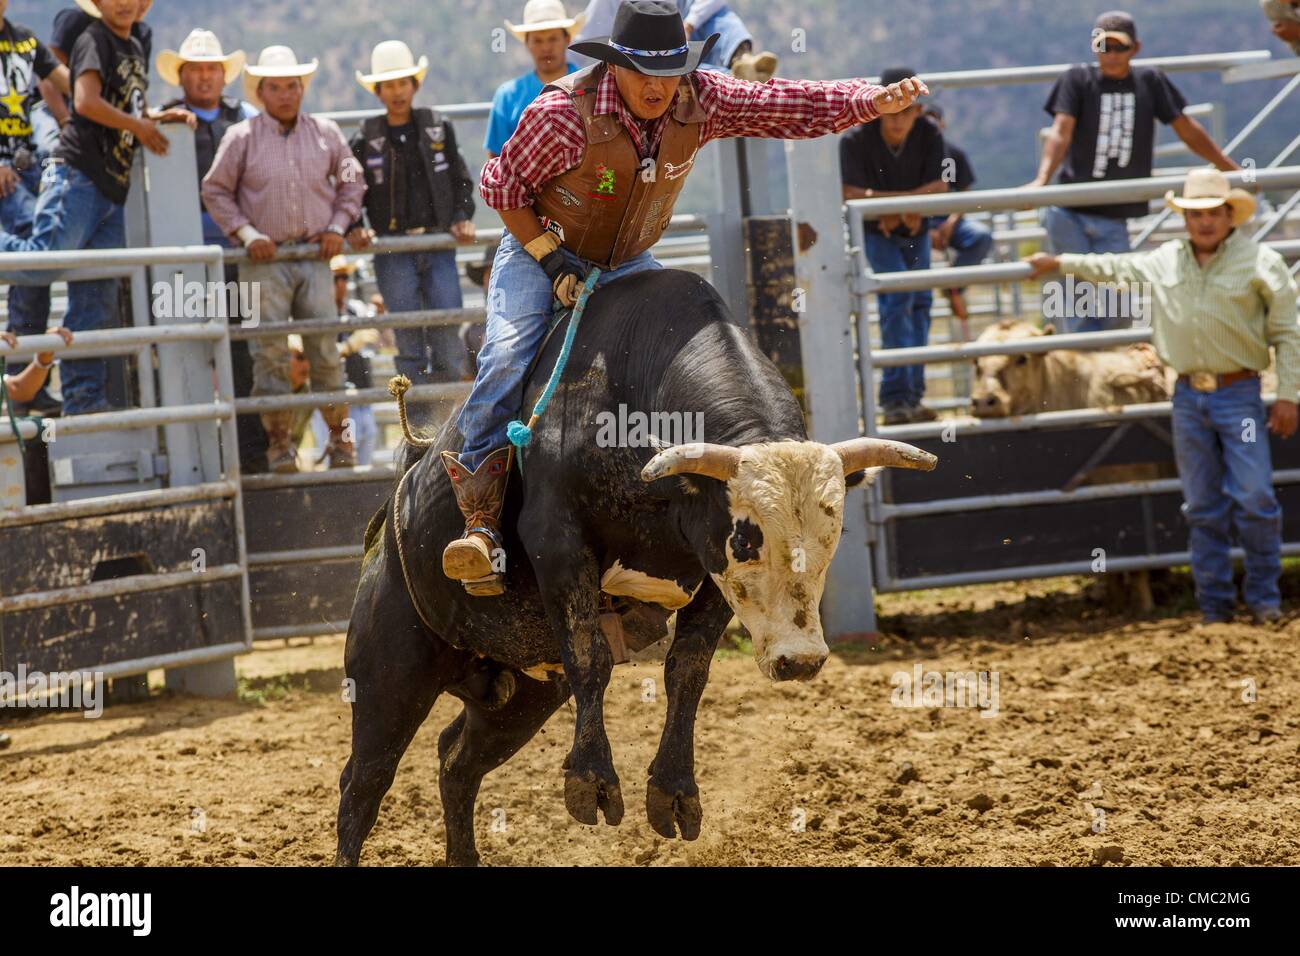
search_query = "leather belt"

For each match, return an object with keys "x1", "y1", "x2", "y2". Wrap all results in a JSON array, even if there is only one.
[{"x1": 1178, "y1": 369, "x2": 1258, "y2": 393}]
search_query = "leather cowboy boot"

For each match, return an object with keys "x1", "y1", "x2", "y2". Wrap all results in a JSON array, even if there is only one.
[
  {"x1": 320, "y1": 404, "x2": 356, "y2": 469},
  {"x1": 441, "y1": 446, "x2": 512, "y2": 596},
  {"x1": 261, "y1": 411, "x2": 298, "y2": 473}
]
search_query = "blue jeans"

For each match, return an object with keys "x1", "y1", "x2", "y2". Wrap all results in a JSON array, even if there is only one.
[
  {"x1": 1041, "y1": 206, "x2": 1131, "y2": 333},
  {"x1": 455, "y1": 232, "x2": 661, "y2": 470},
  {"x1": 373, "y1": 249, "x2": 468, "y2": 382},
  {"x1": 1171, "y1": 378, "x2": 1282, "y2": 615},
  {"x1": 680, "y1": 2, "x2": 753, "y2": 70},
  {"x1": 28, "y1": 103, "x2": 62, "y2": 160},
  {"x1": 0, "y1": 162, "x2": 125, "y2": 414},
  {"x1": 864, "y1": 229, "x2": 932, "y2": 409},
  {"x1": 0, "y1": 163, "x2": 53, "y2": 371}
]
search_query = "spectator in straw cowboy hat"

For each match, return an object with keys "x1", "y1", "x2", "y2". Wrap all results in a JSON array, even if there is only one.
[
  {"x1": 349, "y1": 39, "x2": 477, "y2": 415},
  {"x1": 202, "y1": 45, "x2": 367, "y2": 471},
  {"x1": 1027, "y1": 168, "x2": 1300, "y2": 625},
  {"x1": 484, "y1": 0, "x2": 585, "y2": 158},
  {"x1": 451, "y1": 0, "x2": 924, "y2": 594},
  {"x1": 156, "y1": 29, "x2": 268, "y2": 471}
]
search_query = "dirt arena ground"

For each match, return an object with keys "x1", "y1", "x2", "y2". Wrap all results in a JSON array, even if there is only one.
[{"x1": 3, "y1": 571, "x2": 1299, "y2": 866}]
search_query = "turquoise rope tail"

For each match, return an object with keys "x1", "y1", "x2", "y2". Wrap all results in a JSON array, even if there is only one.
[{"x1": 507, "y1": 267, "x2": 602, "y2": 472}]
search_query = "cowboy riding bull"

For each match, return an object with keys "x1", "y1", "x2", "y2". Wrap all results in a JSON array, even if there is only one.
[{"x1": 336, "y1": 1, "x2": 937, "y2": 866}]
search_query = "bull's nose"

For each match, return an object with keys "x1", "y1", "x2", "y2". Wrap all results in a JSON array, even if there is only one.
[{"x1": 770, "y1": 654, "x2": 826, "y2": 682}]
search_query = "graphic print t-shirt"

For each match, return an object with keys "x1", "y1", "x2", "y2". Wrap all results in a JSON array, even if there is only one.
[
  {"x1": 0, "y1": 20, "x2": 59, "y2": 162},
  {"x1": 1043, "y1": 65, "x2": 1187, "y2": 220},
  {"x1": 55, "y1": 21, "x2": 146, "y2": 205}
]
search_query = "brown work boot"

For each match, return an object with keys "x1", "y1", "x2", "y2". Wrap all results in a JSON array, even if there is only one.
[
  {"x1": 261, "y1": 411, "x2": 299, "y2": 474},
  {"x1": 441, "y1": 446, "x2": 513, "y2": 596},
  {"x1": 320, "y1": 404, "x2": 356, "y2": 469}
]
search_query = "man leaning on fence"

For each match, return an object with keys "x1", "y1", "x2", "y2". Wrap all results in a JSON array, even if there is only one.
[
  {"x1": 1026, "y1": 168, "x2": 1300, "y2": 626},
  {"x1": 202, "y1": 46, "x2": 366, "y2": 473}
]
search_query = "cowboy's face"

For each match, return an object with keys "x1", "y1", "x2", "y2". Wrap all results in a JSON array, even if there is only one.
[
  {"x1": 1185, "y1": 205, "x2": 1234, "y2": 253},
  {"x1": 259, "y1": 76, "x2": 304, "y2": 123},
  {"x1": 525, "y1": 28, "x2": 569, "y2": 74},
  {"x1": 1095, "y1": 36, "x2": 1140, "y2": 79},
  {"x1": 611, "y1": 65, "x2": 678, "y2": 120},
  {"x1": 880, "y1": 103, "x2": 921, "y2": 145},
  {"x1": 179, "y1": 61, "x2": 225, "y2": 108},
  {"x1": 375, "y1": 76, "x2": 416, "y2": 114},
  {"x1": 96, "y1": 0, "x2": 139, "y2": 32}
]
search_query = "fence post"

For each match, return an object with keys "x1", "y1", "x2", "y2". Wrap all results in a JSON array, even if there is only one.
[
  {"x1": 786, "y1": 135, "x2": 877, "y2": 639},
  {"x1": 708, "y1": 138, "x2": 752, "y2": 327}
]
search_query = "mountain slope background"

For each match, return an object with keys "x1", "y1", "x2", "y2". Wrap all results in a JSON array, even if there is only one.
[{"x1": 18, "y1": 0, "x2": 1299, "y2": 202}]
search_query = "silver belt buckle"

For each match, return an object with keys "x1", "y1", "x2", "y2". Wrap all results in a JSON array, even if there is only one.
[
  {"x1": 405, "y1": 226, "x2": 427, "y2": 235},
  {"x1": 1189, "y1": 371, "x2": 1218, "y2": 393}
]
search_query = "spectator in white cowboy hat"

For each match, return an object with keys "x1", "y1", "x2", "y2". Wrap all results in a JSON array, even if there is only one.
[
  {"x1": 202, "y1": 45, "x2": 367, "y2": 472},
  {"x1": 1026, "y1": 168, "x2": 1300, "y2": 625},
  {"x1": 1261, "y1": 1, "x2": 1300, "y2": 56},
  {"x1": 0, "y1": 0, "x2": 193, "y2": 416},
  {"x1": 575, "y1": 0, "x2": 777, "y2": 81},
  {"x1": 484, "y1": 0, "x2": 585, "y2": 158},
  {"x1": 348, "y1": 40, "x2": 477, "y2": 415},
  {"x1": 156, "y1": 28, "x2": 269, "y2": 472}
]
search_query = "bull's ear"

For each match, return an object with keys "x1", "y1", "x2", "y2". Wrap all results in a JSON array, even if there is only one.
[{"x1": 1042, "y1": 323, "x2": 1056, "y2": 335}]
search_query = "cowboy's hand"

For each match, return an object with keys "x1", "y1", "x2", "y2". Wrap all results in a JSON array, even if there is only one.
[
  {"x1": 525, "y1": 232, "x2": 584, "y2": 307},
  {"x1": 315, "y1": 231, "x2": 345, "y2": 259},
  {"x1": 133, "y1": 117, "x2": 170, "y2": 155},
  {"x1": 902, "y1": 213, "x2": 923, "y2": 236},
  {"x1": 879, "y1": 213, "x2": 902, "y2": 235},
  {"x1": 929, "y1": 226, "x2": 947, "y2": 251},
  {"x1": 154, "y1": 107, "x2": 198, "y2": 129},
  {"x1": 450, "y1": 219, "x2": 476, "y2": 243},
  {"x1": 34, "y1": 328, "x2": 71, "y2": 367},
  {"x1": 1024, "y1": 252, "x2": 1059, "y2": 277},
  {"x1": 872, "y1": 76, "x2": 929, "y2": 115},
  {"x1": 346, "y1": 227, "x2": 373, "y2": 250},
  {"x1": 0, "y1": 164, "x2": 18, "y2": 198},
  {"x1": 1, "y1": 331, "x2": 15, "y2": 349},
  {"x1": 1269, "y1": 399, "x2": 1298, "y2": 439},
  {"x1": 248, "y1": 238, "x2": 277, "y2": 262}
]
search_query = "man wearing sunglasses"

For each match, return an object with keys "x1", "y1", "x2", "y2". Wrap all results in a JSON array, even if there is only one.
[{"x1": 1026, "y1": 11, "x2": 1237, "y2": 332}]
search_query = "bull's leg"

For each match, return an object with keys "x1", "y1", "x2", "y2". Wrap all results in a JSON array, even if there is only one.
[
  {"x1": 438, "y1": 674, "x2": 571, "y2": 866},
  {"x1": 335, "y1": 571, "x2": 451, "y2": 866},
  {"x1": 529, "y1": 543, "x2": 623, "y2": 827},
  {"x1": 645, "y1": 577, "x2": 733, "y2": 840}
]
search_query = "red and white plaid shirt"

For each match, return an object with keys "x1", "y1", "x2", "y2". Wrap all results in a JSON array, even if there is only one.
[{"x1": 480, "y1": 67, "x2": 883, "y2": 210}]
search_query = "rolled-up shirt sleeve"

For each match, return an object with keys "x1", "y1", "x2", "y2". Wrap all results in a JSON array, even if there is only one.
[
  {"x1": 201, "y1": 124, "x2": 252, "y2": 238},
  {"x1": 479, "y1": 91, "x2": 585, "y2": 211},
  {"x1": 694, "y1": 69, "x2": 883, "y2": 145}
]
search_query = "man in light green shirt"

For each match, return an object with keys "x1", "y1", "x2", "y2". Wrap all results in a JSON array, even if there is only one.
[{"x1": 1026, "y1": 168, "x2": 1299, "y2": 624}]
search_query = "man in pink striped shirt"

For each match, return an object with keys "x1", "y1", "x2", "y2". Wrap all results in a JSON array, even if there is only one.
[
  {"x1": 203, "y1": 46, "x2": 366, "y2": 472},
  {"x1": 441, "y1": 0, "x2": 926, "y2": 596}
]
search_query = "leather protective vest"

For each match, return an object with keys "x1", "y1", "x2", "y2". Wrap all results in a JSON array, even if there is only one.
[
  {"x1": 533, "y1": 63, "x2": 705, "y2": 269},
  {"x1": 163, "y1": 96, "x2": 245, "y2": 183}
]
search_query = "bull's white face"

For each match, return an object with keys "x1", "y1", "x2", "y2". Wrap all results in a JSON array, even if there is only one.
[
  {"x1": 970, "y1": 321, "x2": 1046, "y2": 418},
  {"x1": 711, "y1": 442, "x2": 845, "y2": 682}
]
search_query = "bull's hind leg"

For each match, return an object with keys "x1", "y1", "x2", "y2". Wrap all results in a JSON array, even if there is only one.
[
  {"x1": 438, "y1": 674, "x2": 570, "y2": 866},
  {"x1": 335, "y1": 572, "x2": 451, "y2": 866},
  {"x1": 645, "y1": 577, "x2": 733, "y2": 840}
]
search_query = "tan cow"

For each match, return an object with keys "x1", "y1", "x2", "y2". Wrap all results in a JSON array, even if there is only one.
[
  {"x1": 970, "y1": 320, "x2": 1170, "y2": 417},
  {"x1": 969, "y1": 320, "x2": 1172, "y2": 612}
]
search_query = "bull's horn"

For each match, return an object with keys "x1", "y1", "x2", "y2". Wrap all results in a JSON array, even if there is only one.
[
  {"x1": 832, "y1": 437, "x2": 937, "y2": 475},
  {"x1": 641, "y1": 443, "x2": 741, "y2": 482}
]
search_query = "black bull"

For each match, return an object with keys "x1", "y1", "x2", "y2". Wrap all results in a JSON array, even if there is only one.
[{"x1": 335, "y1": 268, "x2": 936, "y2": 865}]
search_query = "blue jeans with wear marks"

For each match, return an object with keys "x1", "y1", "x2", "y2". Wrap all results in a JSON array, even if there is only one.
[
  {"x1": 455, "y1": 231, "x2": 661, "y2": 471},
  {"x1": 864, "y1": 229, "x2": 932, "y2": 409},
  {"x1": 0, "y1": 162, "x2": 124, "y2": 414},
  {"x1": 374, "y1": 249, "x2": 468, "y2": 383},
  {"x1": 1171, "y1": 377, "x2": 1282, "y2": 616}
]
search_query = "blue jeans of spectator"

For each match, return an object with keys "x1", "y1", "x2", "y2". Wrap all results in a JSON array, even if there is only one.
[
  {"x1": 682, "y1": 2, "x2": 753, "y2": 70},
  {"x1": 1040, "y1": 206, "x2": 1131, "y2": 333},
  {"x1": 374, "y1": 249, "x2": 468, "y2": 384},
  {"x1": 455, "y1": 231, "x2": 661, "y2": 470},
  {"x1": 0, "y1": 163, "x2": 53, "y2": 381},
  {"x1": 929, "y1": 215, "x2": 993, "y2": 293},
  {"x1": 0, "y1": 162, "x2": 124, "y2": 414},
  {"x1": 864, "y1": 229, "x2": 932, "y2": 409},
  {"x1": 1171, "y1": 377, "x2": 1281, "y2": 615}
]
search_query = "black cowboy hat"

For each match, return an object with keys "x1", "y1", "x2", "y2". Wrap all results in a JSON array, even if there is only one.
[{"x1": 568, "y1": 0, "x2": 719, "y2": 77}]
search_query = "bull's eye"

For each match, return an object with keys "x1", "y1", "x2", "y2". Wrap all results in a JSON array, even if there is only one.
[{"x1": 729, "y1": 517, "x2": 764, "y2": 563}]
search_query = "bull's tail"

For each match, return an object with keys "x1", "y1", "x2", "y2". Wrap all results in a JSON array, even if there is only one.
[{"x1": 387, "y1": 375, "x2": 435, "y2": 448}]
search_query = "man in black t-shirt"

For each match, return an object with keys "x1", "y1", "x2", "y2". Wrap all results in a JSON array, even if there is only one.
[
  {"x1": 0, "y1": 0, "x2": 190, "y2": 415},
  {"x1": 840, "y1": 66, "x2": 949, "y2": 425},
  {"x1": 1027, "y1": 11, "x2": 1237, "y2": 331},
  {"x1": 0, "y1": 2, "x2": 70, "y2": 413}
]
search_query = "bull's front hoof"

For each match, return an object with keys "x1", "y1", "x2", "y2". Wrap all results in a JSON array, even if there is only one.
[
  {"x1": 645, "y1": 778, "x2": 702, "y2": 841},
  {"x1": 564, "y1": 770, "x2": 624, "y2": 827}
]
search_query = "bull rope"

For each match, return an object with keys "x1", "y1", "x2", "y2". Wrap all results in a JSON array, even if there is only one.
[{"x1": 504, "y1": 266, "x2": 602, "y2": 470}]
